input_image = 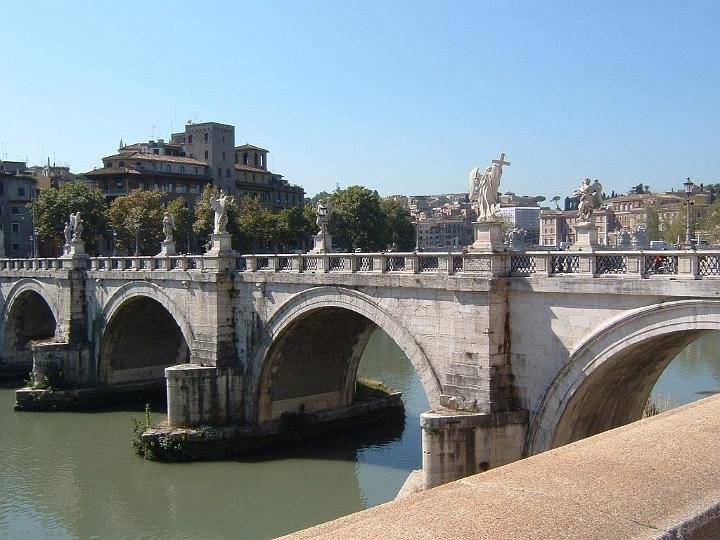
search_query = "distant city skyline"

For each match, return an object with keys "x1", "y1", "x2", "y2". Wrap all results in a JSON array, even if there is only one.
[{"x1": 1, "y1": 1, "x2": 718, "y2": 201}]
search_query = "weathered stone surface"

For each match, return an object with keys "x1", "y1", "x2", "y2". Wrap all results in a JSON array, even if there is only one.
[{"x1": 283, "y1": 395, "x2": 720, "y2": 540}]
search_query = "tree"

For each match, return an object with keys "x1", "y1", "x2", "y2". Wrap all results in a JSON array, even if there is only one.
[
  {"x1": 645, "y1": 205, "x2": 660, "y2": 241},
  {"x1": 380, "y1": 197, "x2": 415, "y2": 251},
  {"x1": 700, "y1": 200, "x2": 720, "y2": 243},
  {"x1": 551, "y1": 196, "x2": 561, "y2": 210},
  {"x1": 308, "y1": 191, "x2": 332, "y2": 207},
  {"x1": 166, "y1": 197, "x2": 194, "y2": 253},
  {"x1": 328, "y1": 186, "x2": 387, "y2": 251},
  {"x1": 106, "y1": 189, "x2": 166, "y2": 255},
  {"x1": 31, "y1": 181, "x2": 108, "y2": 255},
  {"x1": 629, "y1": 183, "x2": 650, "y2": 195}
]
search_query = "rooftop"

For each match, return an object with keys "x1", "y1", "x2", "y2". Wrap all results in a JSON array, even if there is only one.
[{"x1": 101, "y1": 152, "x2": 208, "y2": 166}]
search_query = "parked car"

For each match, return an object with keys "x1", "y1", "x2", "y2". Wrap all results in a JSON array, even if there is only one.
[{"x1": 649, "y1": 240, "x2": 668, "y2": 250}]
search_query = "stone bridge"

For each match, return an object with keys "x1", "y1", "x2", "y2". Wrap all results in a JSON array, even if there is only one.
[{"x1": 2, "y1": 248, "x2": 719, "y2": 487}]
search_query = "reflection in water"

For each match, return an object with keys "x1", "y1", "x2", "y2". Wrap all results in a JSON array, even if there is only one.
[
  {"x1": 0, "y1": 327, "x2": 429, "y2": 539},
  {"x1": 651, "y1": 331, "x2": 720, "y2": 407}
]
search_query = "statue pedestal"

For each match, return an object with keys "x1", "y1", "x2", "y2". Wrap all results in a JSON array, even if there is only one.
[
  {"x1": 206, "y1": 233, "x2": 233, "y2": 255},
  {"x1": 571, "y1": 222, "x2": 601, "y2": 251},
  {"x1": 310, "y1": 233, "x2": 334, "y2": 254},
  {"x1": 61, "y1": 239, "x2": 86, "y2": 258},
  {"x1": 469, "y1": 220, "x2": 505, "y2": 252},
  {"x1": 158, "y1": 240, "x2": 177, "y2": 257}
]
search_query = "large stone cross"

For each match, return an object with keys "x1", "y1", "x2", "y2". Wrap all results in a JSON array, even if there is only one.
[{"x1": 492, "y1": 152, "x2": 511, "y2": 169}]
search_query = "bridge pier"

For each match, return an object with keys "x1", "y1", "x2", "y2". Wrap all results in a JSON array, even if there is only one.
[
  {"x1": 165, "y1": 364, "x2": 243, "y2": 427},
  {"x1": 421, "y1": 409, "x2": 528, "y2": 488}
]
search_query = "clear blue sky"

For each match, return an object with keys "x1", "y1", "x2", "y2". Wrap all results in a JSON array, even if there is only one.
[{"x1": 1, "y1": 1, "x2": 718, "y2": 201}]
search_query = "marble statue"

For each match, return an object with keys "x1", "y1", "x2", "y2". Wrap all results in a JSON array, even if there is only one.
[
  {"x1": 63, "y1": 221, "x2": 72, "y2": 245},
  {"x1": 316, "y1": 199, "x2": 332, "y2": 235},
  {"x1": 209, "y1": 190, "x2": 234, "y2": 234},
  {"x1": 574, "y1": 178, "x2": 594, "y2": 223},
  {"x1": 574, "y1": 177, "x2": 604, "y2": 223},
  {"x1": 617, "y1": 228, "x2": 631, "y2": 249},
  {"x1": 70, "y1": 212, "x2": 83, "y2": 241},
  {"x1": 162, "y1": 212, "x2": 175, "y2": 242},
  {"x1": 469, "y1": 153, "x2": 510, "y2": 222},
  {"x1": 592, "y1": 178, "x2": 603, "y2": 208}
]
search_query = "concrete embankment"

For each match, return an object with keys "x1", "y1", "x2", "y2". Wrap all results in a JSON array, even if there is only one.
[{"x1": 283, "y1": 394, "x2": 720, "y2": 539}]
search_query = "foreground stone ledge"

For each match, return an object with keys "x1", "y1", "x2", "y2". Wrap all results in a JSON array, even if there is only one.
[{"x1": 283, "y1": 395, "x2": 720, "y2": 539}]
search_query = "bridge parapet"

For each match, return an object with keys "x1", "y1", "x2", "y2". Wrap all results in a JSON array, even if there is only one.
[
  {"x1": 510, "y1": 250, "x2": 720, "y2": 279},
  {"x1": 236, "y1": 252, "x2": 505, "y2": 276},
  {"x1": 0, "y1": 257, "x2": 72, "y2": 272}
]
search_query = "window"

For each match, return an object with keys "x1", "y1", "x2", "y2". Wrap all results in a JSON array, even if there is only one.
[
  {"x1": 235, "y1": 154, "x2": 238, "y2": 164},
  {"x1": 166, "y1": 165, "x2": 171, "y2": 172},
  {"x1": 11, "y1": 223, "x2": 19, "y2": 234},
  {"x1": 18, "y1": 187, "x2": 25, "y2": 197},
  {"x1": 12, "y1": 243, "x2": 19, "y2": 252},
  {"x1": 153, "y1": 149, "x2": 159, "y2": 155},
  {"x1": 218, "y1": 168, "x2": 222, "y2": 177},
  {"x1": 180, "y1": 166, "x2": 185, "y2": 173},
  {"x1": 260, "y1": 154, "x2": 264, "y2": 168},
  {"x1": 243, "y1": 153, "x2": 248, "y2": 165},
  {"x1": 194, "y1": 167, "x2": 198, "y2": 174},
  {"x1": 11, "y1": 206, "x2": 19, "y2": 215},
  {"x1": 106, "y1": 162, "x2": 113, "y2": 168},
  {"x1": 188, "y1": 134, "x2": 193, "y2": 144},
  {"x1": 255, "y1": 154, "x2": 260, "y2": 167},
  {"x1": 136, "y1": 162, "x2": 141, "y2": 169},
  {"x1": 226, "y1": 168, "x2": 231, "y2": 178},
  {"x1": 167, "y1": 183, "x2": 174, "y2": 192},
  {"x1": 119, "y1": 161, "x2": 125, "y2": 167},
  {"x1": 205, "y1": 150, "x2": 209, "y2": 159},
  {"x1": 222, "y1": 151, "x2": 226, "y2": 162},
  {"x1": 0, "y1": 184, "x2": 3, "y2": 196},
  {"x1": 261, "y1": 192, "x2": 267, "y2": 201},
  {"x1": 152, "y1": 163, "x2": 157, "y2": 171},
  {"x1": 204, "y1": 132, "x2": 209, "y2": 143}
]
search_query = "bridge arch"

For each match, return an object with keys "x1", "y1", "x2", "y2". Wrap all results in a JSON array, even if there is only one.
[
  {"x1": 96, "y1": 282, "x2": 195, "y2": 385},
  {"x1": 0, "y1": 279, "x2": 59, "y2": 371},
  {"x1": 527, "y1": 299, "x2": 720, "y2": 455},
  {"x1": 247, "y1": 286, "x2": 442, "y2": 427}
]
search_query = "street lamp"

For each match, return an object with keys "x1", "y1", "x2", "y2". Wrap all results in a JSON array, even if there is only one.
[
  {"x1": 111, "y1": 228, "x2": 117, "y2": 257},
  {"x1": 134, "y1": 218, "x2": 141, "y2": 256},
  {"x1": 33, "y1": 227, "x2": 39, "y2": 258},
  {"x1": 683, "y1": 177, "x2": 695, "y2": 250}
]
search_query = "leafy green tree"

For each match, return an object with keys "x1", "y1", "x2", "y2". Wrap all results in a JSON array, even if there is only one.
[
  {"x1": 236, "y1": 196, "x2": 277, "y2": 252},
  {"x1": 645, "y1": 205, "x2": 660, "y2": 241},
  {"x1": 380, "y1": 197, "x2": 415, "y2": 251},
  {"x1": 106, "y1": 189, "x2": 166, "y2": 255},
  {"x1": 308, "y1": 191, "x2": 332, "y2": 207},
  {"x1": 700, "y1": 199, "x2": 720, "y2": 244},
  {"x1": 328, "y1": 186, "x2": 387, "y2": 251},
  {"x1": 166, "y1": 197, "x2": 194, "y2": 253},
  {"x1": 31, "y1": 181, "x2": 108, "y2": 255},
  {"x1": 551, "y1": 196, "x2": 561, "y2": 210}
]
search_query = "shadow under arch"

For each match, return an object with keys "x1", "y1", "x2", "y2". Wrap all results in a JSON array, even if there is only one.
[
  {"x1": 526, "y1": 299, "x2": 720, "y2": 455},
  {"x1": 247, "y1": 286, "x2": 442, "y2": 427},
  {"x1": 96, "y1": 282, "x2": 195, "y2": 385},
  {"x1": 0, "y1": 279, "x2": 59, "y2": 372}
]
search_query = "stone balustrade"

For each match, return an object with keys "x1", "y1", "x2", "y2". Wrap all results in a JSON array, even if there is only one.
[{"x1": 2, "y1": 250, "x2": 720, "y2": 278}]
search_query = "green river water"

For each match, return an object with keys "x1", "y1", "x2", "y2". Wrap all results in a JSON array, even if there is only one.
[{"x1": 1, "y1": 329, "x2": 718, "y2": 539}]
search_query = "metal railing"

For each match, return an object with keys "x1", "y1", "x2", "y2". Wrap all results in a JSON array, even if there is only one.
[{"x1": 3, "y1": 250, "x2": 720, "y2": 280}]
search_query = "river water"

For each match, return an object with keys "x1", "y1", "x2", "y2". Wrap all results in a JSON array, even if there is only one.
[{"x1": 1, "y1": 329, "x2": 718, "y2": 539}]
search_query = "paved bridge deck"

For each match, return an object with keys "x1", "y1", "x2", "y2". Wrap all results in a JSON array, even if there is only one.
[{"x1": 284, "y1": 394, "x2": 720, "y2": 539}]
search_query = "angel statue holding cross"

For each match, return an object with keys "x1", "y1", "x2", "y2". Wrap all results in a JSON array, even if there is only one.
[{"x1": 468, "y1": 153, "x2": 511, "y2": 222}]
